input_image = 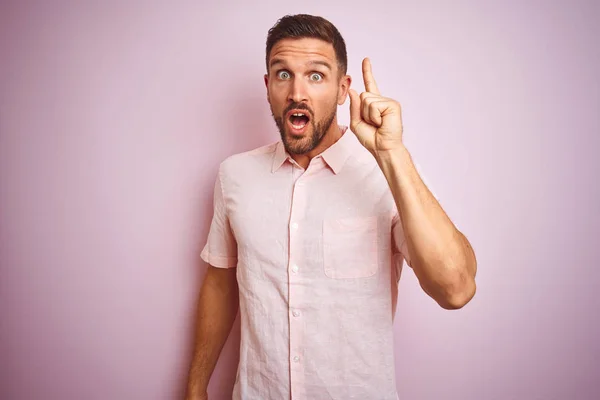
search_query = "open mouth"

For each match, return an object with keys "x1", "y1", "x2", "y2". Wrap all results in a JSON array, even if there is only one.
[{"x1": 287, "y1": 111, "x2": 311, "y2": 132}]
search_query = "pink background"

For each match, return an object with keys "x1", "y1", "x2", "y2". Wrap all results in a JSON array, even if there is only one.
[{"x1": 1, "y1": 1, "x2": 599, "y2": 399}]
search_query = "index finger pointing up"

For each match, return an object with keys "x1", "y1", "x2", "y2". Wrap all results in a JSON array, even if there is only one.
[{"x1": 362, "y1": 57, "x2": 380, "y2": 95}]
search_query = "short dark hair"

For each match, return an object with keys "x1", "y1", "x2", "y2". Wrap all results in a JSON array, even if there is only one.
[{"x1": 265, "y1": 14, "x2": 348, "y2": 76}]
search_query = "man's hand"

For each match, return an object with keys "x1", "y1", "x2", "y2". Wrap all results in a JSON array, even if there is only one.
[{"x1": 348, "y1": 58, "x2": 404, "y2": 156}]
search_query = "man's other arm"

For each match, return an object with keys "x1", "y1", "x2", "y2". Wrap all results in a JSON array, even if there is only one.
[{"x1": 185, "y1": 265, "x2": 239, "y2": 400}]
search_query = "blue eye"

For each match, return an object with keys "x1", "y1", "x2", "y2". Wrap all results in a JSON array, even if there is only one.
[
  {"x1": 277, "y1": 71, "x2": 291, "y2": 79},
  {"x1": 310, "y1": 73, "x2": 323, "y2": 81}
]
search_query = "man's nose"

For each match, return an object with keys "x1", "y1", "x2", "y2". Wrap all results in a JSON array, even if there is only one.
[{"x1": 288, "y1": 78, "x2": 308, "y2": 103}]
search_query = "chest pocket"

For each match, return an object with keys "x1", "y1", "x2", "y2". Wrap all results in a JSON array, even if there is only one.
[{"x1": 323, "y1": 216, "x2": 379, "y2": 279}]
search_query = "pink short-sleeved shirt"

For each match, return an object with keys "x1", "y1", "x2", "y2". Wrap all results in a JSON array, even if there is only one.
[{"x1": 201, "y1": 126, "x2": 410, "y2": 399}]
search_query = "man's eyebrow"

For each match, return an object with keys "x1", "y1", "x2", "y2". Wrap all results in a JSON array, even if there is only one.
[
  {"x1": 269, "y1": 58, "x2": 286, "y2": 68},
  {"x1": 308, "y1": 60, "x2": 332, "y2": 70}
]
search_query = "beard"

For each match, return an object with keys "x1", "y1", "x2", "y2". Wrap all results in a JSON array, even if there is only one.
[{"x1": 271, "y1": 101, "x2": 337, "y2": 155}]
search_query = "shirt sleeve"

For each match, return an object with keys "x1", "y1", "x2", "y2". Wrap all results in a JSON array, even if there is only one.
[{"x1": 200, "y1": 166, "x2": 238, "y2": 269}]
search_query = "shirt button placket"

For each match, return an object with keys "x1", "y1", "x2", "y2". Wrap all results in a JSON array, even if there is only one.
[{"x1": 289, "y1": 172, "x2": 307, "y2": 399}]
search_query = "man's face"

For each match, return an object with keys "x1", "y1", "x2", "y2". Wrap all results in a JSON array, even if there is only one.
[{"x1": 265, "y1": 38, "x2": 350, "y2": 155}]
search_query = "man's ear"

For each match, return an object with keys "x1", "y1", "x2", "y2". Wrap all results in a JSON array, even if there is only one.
[
  {"x1": 337, "y1": 74, "x2": 352, "y2": 105},
  {"x1": 264, "y1": 73, "x2": 270, "y2": 99}
]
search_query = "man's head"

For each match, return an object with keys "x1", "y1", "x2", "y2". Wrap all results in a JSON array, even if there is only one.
[{"x1": 264, "y1": 14, "x2": 351, "y2": 156}]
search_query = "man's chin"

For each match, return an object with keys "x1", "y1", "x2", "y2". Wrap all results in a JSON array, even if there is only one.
[
  {"x1": 283, "y1": 129, "x2": 312, "y2": 152},
  {"x1": 284, "y1": 141, "x2": 310, "y2": 156}
]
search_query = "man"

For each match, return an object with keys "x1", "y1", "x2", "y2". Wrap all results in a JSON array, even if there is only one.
[{"x1": 186, "y1": 14, "x2": 477, "y2": 400}]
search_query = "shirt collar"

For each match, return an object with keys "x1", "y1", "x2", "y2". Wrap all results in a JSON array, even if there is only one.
[{"x1": 271, "y1": 125, "x2": 355, "y2": 174}]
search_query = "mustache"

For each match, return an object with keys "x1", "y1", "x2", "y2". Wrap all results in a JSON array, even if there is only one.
[{"x1": 284, "y1": 102, "x2": 313, "y2": 118}]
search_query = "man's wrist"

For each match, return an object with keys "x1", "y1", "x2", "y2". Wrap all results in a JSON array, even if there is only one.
[
  {"x1": 375, "y1": 144, "x2": 414, "y2": 185},
  {"x1": 374, "y1": 143, "x2": 410, "y2": 163}
]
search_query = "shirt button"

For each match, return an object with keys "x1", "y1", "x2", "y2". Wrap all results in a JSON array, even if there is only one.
[
  {"x1": 293, "y1": 356, "x2": 300, "y2": 362},
  {"x1": 291, "y1": 264, "x2": 299, "y2": 273},
  {"x1": 292, "y1": 310, "x2": 300, "y2": 317},
  {"x1": 291, "y1": 222, "x2": 299, "y2": 230}
]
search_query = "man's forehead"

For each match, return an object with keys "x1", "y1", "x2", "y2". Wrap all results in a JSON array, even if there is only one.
[{"x1": 269, "y1": 38, "x2": 336, "y2": 66}]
